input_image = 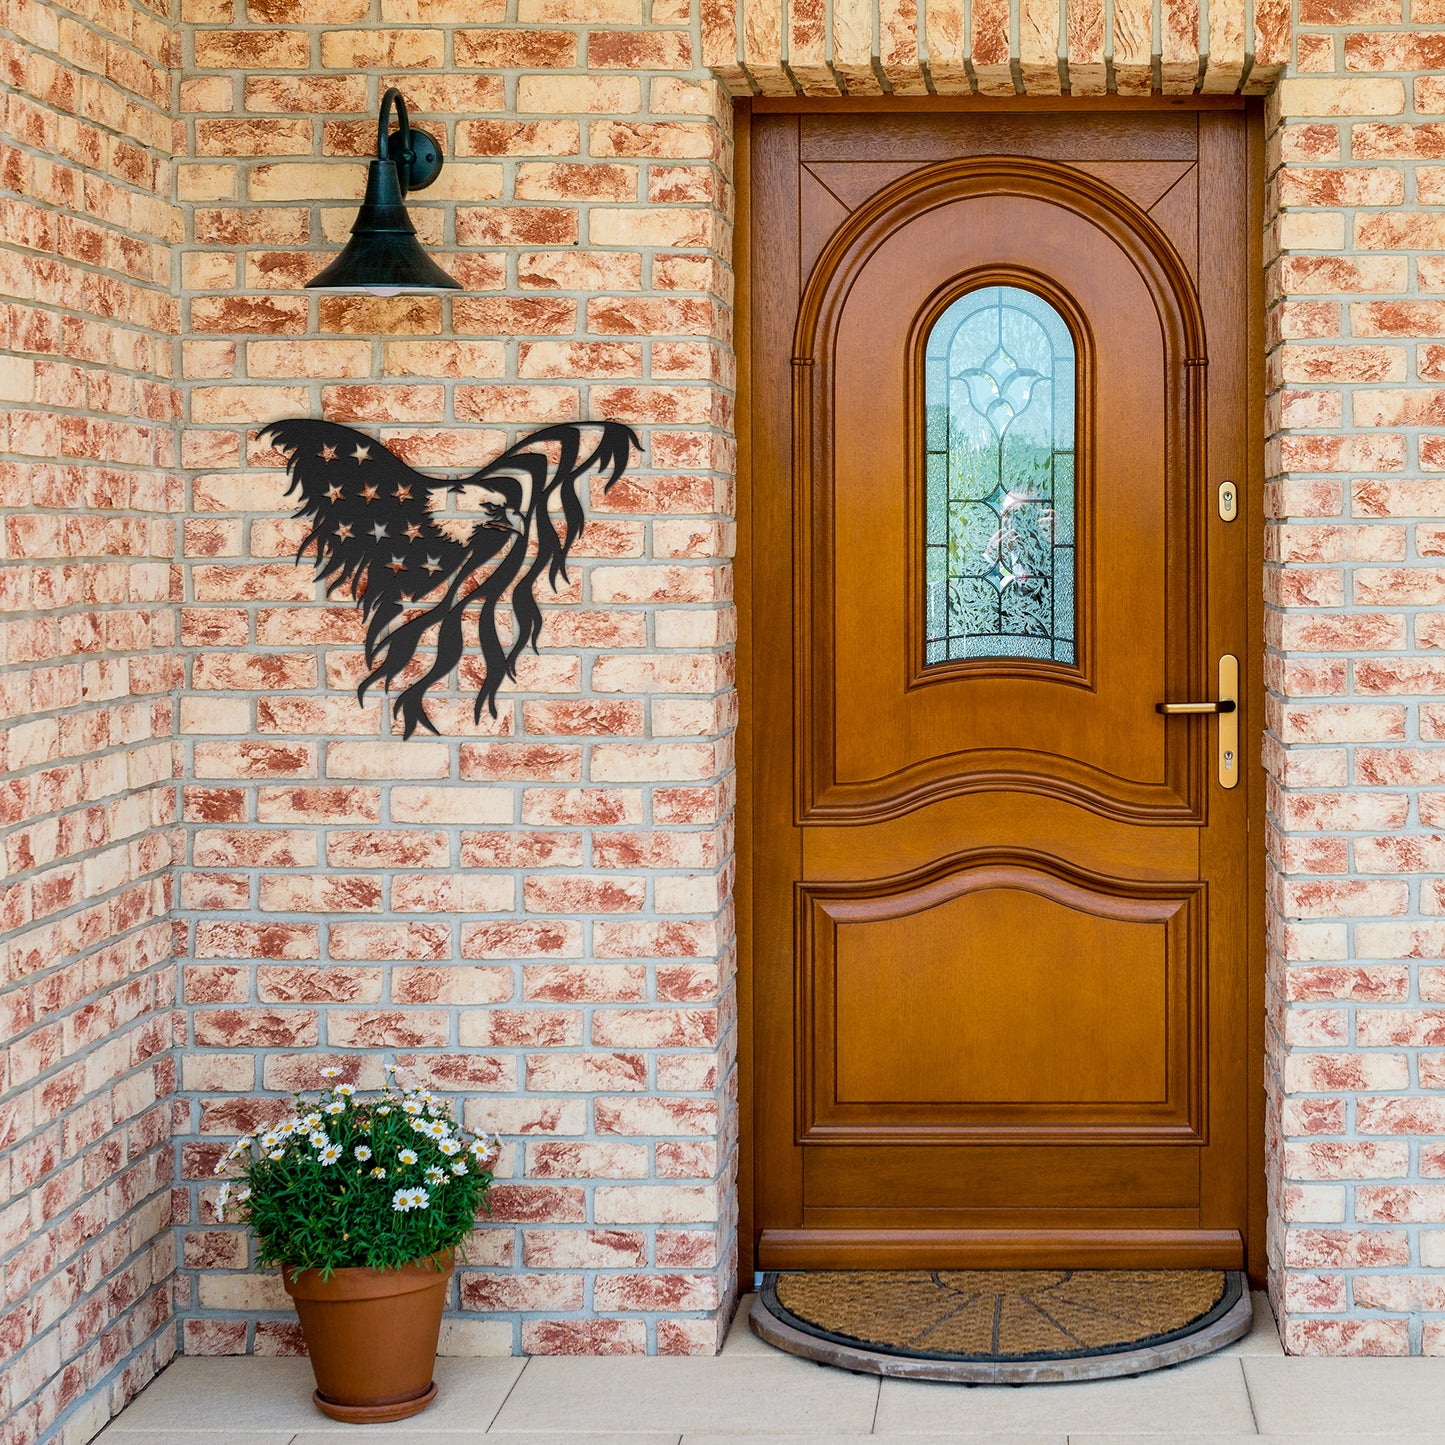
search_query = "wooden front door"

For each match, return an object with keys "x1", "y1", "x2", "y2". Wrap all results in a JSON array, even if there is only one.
[{"x1": 746, "y1": 107, "x2": 1260, "y2": 1272}]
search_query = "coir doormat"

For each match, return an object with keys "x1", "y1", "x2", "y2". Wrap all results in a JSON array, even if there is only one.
[{"x1": 751, "y1": 1269, "x2": 1251, "y2": 1383}]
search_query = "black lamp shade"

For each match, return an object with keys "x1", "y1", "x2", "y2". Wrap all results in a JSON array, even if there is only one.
[{"x1": 306, "y1": 90, "x2": 460, "y2": 296}]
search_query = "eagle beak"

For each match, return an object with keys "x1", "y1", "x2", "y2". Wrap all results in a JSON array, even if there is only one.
[{"x1": 485, "y1": 508, "x2": 525, "y2": 536}]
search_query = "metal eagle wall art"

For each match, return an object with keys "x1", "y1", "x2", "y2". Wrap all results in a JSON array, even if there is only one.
[{"x1": 259, "y1": 419, "x2": 641, "y2": 739}]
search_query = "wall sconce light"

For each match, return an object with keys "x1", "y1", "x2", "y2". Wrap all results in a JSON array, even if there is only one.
[{"x1": 306, "y1": 87, "x2": 460, "y2": 296}]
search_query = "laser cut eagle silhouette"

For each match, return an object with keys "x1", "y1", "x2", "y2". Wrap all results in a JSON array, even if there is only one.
[{"x1": 259, "y1": 419, "x2": 640, "y2": 739}]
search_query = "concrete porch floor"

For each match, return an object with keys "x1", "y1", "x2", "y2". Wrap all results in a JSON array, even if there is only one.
[{"x1": 96, "y1": 1293, "x2": 1445, "y2": 1443}]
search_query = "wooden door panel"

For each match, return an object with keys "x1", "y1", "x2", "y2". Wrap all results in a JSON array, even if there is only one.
[
  {"x1": 1147, "y1": 169, "x2": 1202, "y2": 278},
  {"x1": 750, "y1": 107, "x2": 1257, "y2": 1273},
  {"x1": 800, "y1": 860, "x2": 1203, "y2": 1143},
  {"x1": 797, "y1": 161, "x2": 1210, "y2": 828},
  {"x1": 835, "y1": 899, "x2": 1171, "y2": 1106}
]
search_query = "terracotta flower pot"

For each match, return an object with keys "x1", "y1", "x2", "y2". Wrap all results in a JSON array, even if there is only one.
[{"x1": 282, "y1": 1250, "x2": 453, "y2": 1423}]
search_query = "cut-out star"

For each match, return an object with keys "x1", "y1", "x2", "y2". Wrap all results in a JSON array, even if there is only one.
[
  {"x1": 403, "y1": 522, "x2": 422, "y2": 541},
  {"x1": 325, "y1": 484, "x2": 344, "y2": 502},
  {"x1": 360, "y1": 484, "x2": 378, "y2": 503},
  {"x1": 387, "y1": 556, "x2": 407, "y2": 575},
  {"x1": 393, "y1": 484, "x2": 412, "y2": 502},
  {"x1": 351, "y1": 443, "x2": 371, "y2": 463},
  {"x1": 335, "y1": 523, "x2": 352, "y2": 540},
  {"x1": 371, "y1": 523, "x2": 388, "y2": 540},
  {"x1": 319, "y1": 445, "x2": 338, "y2": 462},
  {"x1": 421, "y1": 556, "x2": 442, "y2": 575}
]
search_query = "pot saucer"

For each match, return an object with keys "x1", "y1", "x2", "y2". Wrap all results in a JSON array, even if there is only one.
[{"x1": 312, "y1": 1380, "x2": 437, "y2": 1423}]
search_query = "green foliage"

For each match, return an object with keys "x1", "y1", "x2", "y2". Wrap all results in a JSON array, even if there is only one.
[{"x1": 213, "y1": 1068, "x2": 500, "y2": 1277}]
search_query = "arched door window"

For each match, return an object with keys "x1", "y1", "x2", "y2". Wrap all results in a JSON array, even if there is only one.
[{"x1": 924, "y1": 285, "x2": 1077, "y2": 666}]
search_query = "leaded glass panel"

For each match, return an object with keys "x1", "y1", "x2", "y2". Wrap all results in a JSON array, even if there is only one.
[{"x1": 924, "y1": 285, "x2": 1077, "y2": 666}]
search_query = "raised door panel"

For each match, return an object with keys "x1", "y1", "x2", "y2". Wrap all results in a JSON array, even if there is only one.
[
  {"x1": 796, "y1": 163, "x2": 1209, "y2": 827},
  {"x1": 797, "y1": 860, "x2": 1203, "y2": 1146}
]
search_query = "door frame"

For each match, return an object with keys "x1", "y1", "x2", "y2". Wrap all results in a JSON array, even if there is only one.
[{"x1": 733, "y1": 95, "x2": 1268, "y2": 1286}]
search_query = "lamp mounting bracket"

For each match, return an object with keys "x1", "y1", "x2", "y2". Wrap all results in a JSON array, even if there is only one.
[{"x1": 385, "y1": 125, "x2": 442, "y2": 194}]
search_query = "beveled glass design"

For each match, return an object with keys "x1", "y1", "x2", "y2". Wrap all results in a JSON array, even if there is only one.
[{"x1": 924, "y1": 285, "x2": 1076, "y2": 666}]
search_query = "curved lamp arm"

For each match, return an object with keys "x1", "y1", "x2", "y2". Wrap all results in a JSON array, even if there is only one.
[
  {"x1": 378, "y1": 87, "x2": 411, "y2": 192},
  {"x1": 376, "y1": 87, "x2": 442, "y2": 195}
]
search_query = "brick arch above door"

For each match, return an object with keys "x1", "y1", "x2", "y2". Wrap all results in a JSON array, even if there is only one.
[{"x1": 702, "y1": 0, "x2": 1288, "y2": 97}]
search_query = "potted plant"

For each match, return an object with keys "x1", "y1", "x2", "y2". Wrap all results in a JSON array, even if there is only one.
[{"x1": 214, "y1": 1066, "x2": 500, "y2": 1423}]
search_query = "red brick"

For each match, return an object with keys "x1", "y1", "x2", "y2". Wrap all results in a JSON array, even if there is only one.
[{"x1": 521, "y1": 1319, "x2": 646, "y2": 1355}]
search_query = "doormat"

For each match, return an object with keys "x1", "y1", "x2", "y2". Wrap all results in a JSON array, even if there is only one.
[{"x1": 750, "y1": 1269, "x2": 1251, "y2": 1383}]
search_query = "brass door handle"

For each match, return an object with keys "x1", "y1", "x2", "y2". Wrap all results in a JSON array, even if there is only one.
[
  {"x1": 1155, "y1": 699, "x2": 1236, "y2": 714},
  {"x1": 1155, "y1": 655, "x2": 1239, "y2": 789}
]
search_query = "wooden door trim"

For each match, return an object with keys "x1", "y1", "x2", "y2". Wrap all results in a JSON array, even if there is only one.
[
  {"x1": 734, "y1": 99, "x2": 1268, "y2": 1287},
  {"x1": 734, "y1": 101, "x2": 756, "y2": 1289},
  {"x1": 751, "y1": 96, "x2": 1249, "y2": 115},
  {"x1": 757, "y1": 1227, "x2": 1245, "y2": 1272},
  {"x1": 1246, "y1": 106, "x2": 1268, "y2": 1286}
]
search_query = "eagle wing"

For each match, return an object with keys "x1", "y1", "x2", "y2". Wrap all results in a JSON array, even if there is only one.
[{"x1": 261, "y1": 418, "x2": 486, "y2": 661}]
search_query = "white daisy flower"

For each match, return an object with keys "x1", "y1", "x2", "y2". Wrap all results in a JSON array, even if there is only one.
[
  {"x1": 212, "y1": 1159, "x2": 226, "y2": 1177},
  {"x1": 376, "y1": 1105, "x2": 392, "y2": 1116},
  {"x1": 309, "y1": 1130, "x2": 329, "y2": 1149},
  {"x1": 259, "y1": 1132, "x2": 280, "y2": 1150},
  {"x1": 386, "y1": 1063, "x2": 399, "y2": 1074},
  {"x1": 398, "y1": 1148, "x2": 418, "y2": 1166},
  {"x1": 391, "y1": 1187, "x2": 420, "y2": 1212},
  {"x1": 235, "y1": 1187, "x2": 250, "y2": 1203},
  {"x1": 438, "y1": 1139, "x2": 461, "y2": 1156},
  {"x1": 424, "y1": 1120, "x2": 448, "y2": 1140},
  {"x1": 269, "y1": 1149, "x2": 285, "y2": 1161},
  {"x1": 450, "y1": 1161, "x2": 468, "y2": 1176},
  {"x1": 469, "y1": 1134, "x2": 501, "y2": 1164},
  {"x1": 354, "y1": 1145, "x2": 372, "y2": 1162},
  {"x1": 425, "y1": 1166, "x2": 445, "y2": 1185},
  {"x1": 370, "y1": 1166, "x2": 387, "y2": 1179},
  {"x1": 302, "y1": 1113, "x2": 322, "y2": 1130},
  {"x1": 324, "y1": 1100, "x2": 345, "y2": 1116},
  {"x1": 409, "y1": 1118, "x2": 429, "y2": 1134},
  {"x1": 278, "y1": 1120, "x2": 298, "y2": 1135},
  {"x1": 402, "y1": 1100, "x2": 423, "y2": 1115},
  {"x1": 321, "y1": 1067, "x2": 341, "y2": 1079},
  {"x1": 320, "y1": 1144, "x2": 342, "y2": 1165}
]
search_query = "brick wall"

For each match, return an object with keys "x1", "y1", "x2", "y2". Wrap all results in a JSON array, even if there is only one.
[
  {"x1": 1265, "y1": 8, "x2": 1445, "y2": 1357},
  {"x1": 17, "y1": 1, "x2": 1445, "y2": 1435},
  {"x1": 0, "y1": 0, "x2": 183, "y2": 1439},
  {"x1": 171, "y1": 1, "x2": 740, "y2": 1360}
]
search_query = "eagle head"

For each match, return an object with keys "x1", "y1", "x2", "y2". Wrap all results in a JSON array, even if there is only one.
[{"x1": 426, "y1": 473, "x2": 526, "y2": 545}]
